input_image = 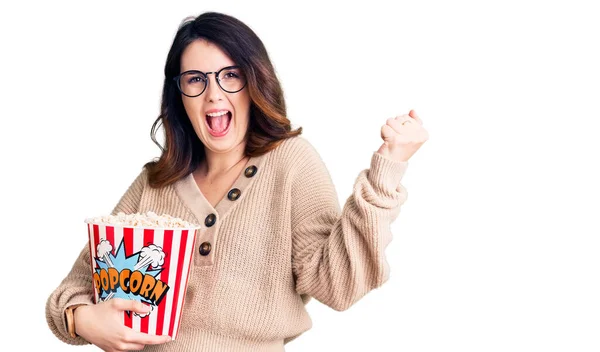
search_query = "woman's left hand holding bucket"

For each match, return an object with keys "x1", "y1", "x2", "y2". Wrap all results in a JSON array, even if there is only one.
[{"x1": 74, "y1": 298, "x2": 171, "y2": 352}]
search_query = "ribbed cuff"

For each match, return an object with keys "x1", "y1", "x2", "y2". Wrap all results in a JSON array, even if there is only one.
[{"x1": 368, "y1": 152, "x2": 409, "y2": 194}]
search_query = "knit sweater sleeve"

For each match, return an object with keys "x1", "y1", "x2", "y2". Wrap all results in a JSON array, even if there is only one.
[
  {"x1": 290, "y1": 141, "x2": 408, "y2": 311},
  {"x1": 45, "y1": 168, "x2": 147, "y2": 345}
]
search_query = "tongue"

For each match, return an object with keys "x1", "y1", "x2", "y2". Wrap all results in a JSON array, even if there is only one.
[{"x1": 208, "y1": 113, "x2": 230, "y2": 132}]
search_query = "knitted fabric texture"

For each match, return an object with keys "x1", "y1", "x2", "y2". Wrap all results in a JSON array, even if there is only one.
[{"x1": 45, "y1": 136, "x2": 409, "y2": 351}]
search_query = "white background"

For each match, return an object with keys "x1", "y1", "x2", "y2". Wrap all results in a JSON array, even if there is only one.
[{"x1": 1, "y1": 1, "x2": 599, "y2": 351}]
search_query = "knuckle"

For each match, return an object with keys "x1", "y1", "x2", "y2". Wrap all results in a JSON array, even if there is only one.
[
  {"x1": 123, "y1": 329, "x2": 139, "y2": 343},
  {"x1": 129, "y1": 343, "x2": 144, "y2": 351}
]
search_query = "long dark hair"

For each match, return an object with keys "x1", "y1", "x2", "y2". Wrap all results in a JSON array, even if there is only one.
[{"x1": 144, "y1": 12, "x2": 302, "y2": 188}]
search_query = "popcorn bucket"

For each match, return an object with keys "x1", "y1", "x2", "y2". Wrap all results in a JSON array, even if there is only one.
[{"x1": 85, "y1": 215, "x2": 199, "y2": 340}]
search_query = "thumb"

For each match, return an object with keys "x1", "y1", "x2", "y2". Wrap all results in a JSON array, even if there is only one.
[
  {"x1": 381, "y1": 124, "x2": 396, "y2": 142},
  {"x1": 111, "y1": 298, "x2": 151, "y2": 313},
  {"x1": 409, "y1": 109, "x2": 423, "y2": 125}
]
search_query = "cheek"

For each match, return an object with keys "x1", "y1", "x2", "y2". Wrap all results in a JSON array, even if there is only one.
[
  {"x1": 236, "y1": 108, "x2": 251, "y2": 128},
  {"x1": 234, "y1": 94, "x2": 252, "y2": 123},
  {"x1": 182, "y1": 98, "x2": 204, "y2": 126}
]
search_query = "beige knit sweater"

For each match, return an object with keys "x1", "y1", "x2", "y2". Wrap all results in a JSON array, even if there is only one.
[{"x1": 46, "y1": 136, "x2": 409, "y2": 351}]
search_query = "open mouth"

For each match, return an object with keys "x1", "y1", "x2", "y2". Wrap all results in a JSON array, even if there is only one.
[{"x1": 206, "y1": 111, "x2": 232, "y2": 136}]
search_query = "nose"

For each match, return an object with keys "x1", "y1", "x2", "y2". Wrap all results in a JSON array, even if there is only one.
[{"x1": 204, "y1": 73, "x2": 223, "y2": 102}]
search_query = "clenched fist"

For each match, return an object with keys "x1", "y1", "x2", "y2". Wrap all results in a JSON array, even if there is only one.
[{"x1": 377, "y1": 109, "x2": 429, "y2": 162}]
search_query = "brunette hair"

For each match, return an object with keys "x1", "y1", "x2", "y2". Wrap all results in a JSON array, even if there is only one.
[{"x1": 144, "y1": 11, "x2": 302, "y2": 188}]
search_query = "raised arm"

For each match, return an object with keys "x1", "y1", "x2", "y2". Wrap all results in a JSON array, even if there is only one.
[{"x1": 291, "y1": 141, "x2": 409, "y2": 312}]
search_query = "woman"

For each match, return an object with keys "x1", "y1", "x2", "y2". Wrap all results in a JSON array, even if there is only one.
[{"x1": 46, "y1": 11, "x2": 428, "y2": 352}]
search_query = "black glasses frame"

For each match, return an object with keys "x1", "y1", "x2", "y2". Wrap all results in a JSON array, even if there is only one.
[{"x1": 172, "y1": 65, "x2": 247, "y2": 97}]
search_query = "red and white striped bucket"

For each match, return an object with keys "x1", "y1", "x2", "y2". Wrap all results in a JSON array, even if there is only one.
[{"x1": 85, "y1": 221, "x2": 198, "y2": 340}]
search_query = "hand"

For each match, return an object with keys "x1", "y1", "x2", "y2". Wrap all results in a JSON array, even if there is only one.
[
  {"x1": 74, "y1": 298, "x2": 171, "y2": 352},
  {"x1": 377, "y1": 109, "x2": 429, "y2": 162}
]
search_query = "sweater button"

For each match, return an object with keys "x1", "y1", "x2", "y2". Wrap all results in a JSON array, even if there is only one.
[
  {"x1": 228, "y1": 188, "x2": 241, "y2": 201},
  {"x1": 244, "y1": 165, "x2": 257, "y2": 178},
  {"x1": 199, "y1": 241, "x2": 211, "y2": 256},
  {"x1": 205, "y1": 213, "x2": 216, "y2": 227}
]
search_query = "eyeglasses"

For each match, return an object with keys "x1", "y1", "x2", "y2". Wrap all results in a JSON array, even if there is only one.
[{"x1": 173, "y1": 65, "x2": 247, "y2": 97}]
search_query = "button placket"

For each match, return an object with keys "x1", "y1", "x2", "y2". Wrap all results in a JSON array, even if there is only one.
[
  {"x1": 195, "y1": 213, "x2": 217, "y2": 266},
  {"x1": 244, "y1": 165, "x2": 257, "y2": 178},
  {"x1": 227, "y1": 188, "x2": 241, "y2": 201},
  {"x1": 196, "y1": 225, "x2": 217, "y2": 266},
  {"x1": 175, "y1": 155, "x2": 266, "y2": 268},
  {"x1": 199, "y1": 241, "x2": 211, "y2": 256},
  {"x1": 205, "y1": 213, "x2": 216, "y2": 227}
]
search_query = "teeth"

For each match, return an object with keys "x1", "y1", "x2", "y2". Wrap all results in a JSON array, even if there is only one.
[{"x1": 206, "y1": 111, "x2": 229, "y2": 117}]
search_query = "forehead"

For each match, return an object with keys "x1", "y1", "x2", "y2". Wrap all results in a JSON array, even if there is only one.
[{"x1": 180, "y1": 39, "x2": 236, "y2": 72}]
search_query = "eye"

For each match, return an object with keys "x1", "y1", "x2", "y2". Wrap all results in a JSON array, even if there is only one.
[
  {"x1": 221, "y1": 68, "x2": 243, "y2": 80},
  {"x1": 187, "y1": 75, "x2": 206, "y2": 84},
  {"x1": 224, "y1": 72, "x2": 239, "y2": 79}
]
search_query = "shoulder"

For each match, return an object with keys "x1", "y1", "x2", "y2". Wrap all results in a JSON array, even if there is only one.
[
  {"x1": 269, "y1": 136, "x2": 330, "y2": 179},
  {"x1": 137, "y1": 166, "x2": 150, "y2": 183},
  {"x1": 110, "y1": 166, "x2": 150, "y2": 216},
  {"x1": 272, "y1": 135, "x2": 322, "y2": 163},
  {"x1": 129, "y1": 166, "x2": 150, "y2": 190}
]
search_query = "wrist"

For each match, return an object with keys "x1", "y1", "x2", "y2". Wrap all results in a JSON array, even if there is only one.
[
  {"x1": 65, "y1": 304, "x2": 87, "y2": 338},
  {"x1": 376, "y1": 147, "x2": 409, "y2": 163}
]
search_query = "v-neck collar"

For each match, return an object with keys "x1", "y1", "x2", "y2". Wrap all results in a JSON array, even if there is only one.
[{"x1": 174, "y1": 152, "x2": 269, "y2": 225}]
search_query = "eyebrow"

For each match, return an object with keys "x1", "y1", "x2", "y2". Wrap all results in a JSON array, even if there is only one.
[{"x1": 182, "y1": 65, "x2": 237, "y2": 73}]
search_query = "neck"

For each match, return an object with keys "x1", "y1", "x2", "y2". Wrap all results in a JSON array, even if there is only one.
[{"x1": 200, "y1": 142, "x2": 248, "y2": 179}]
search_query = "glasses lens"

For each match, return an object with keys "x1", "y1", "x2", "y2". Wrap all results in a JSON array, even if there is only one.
[
  {"x1": 218, "y1": 67, "x2": 246, "y2": 93},
  {"x1": 179, "y1": 72, "x2": 207, "y2": 96}
]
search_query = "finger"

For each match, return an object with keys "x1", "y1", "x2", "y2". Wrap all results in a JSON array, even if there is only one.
[
  {"x1": 387, "y1": 117, "x2": 414, "y2": 134},
  {"x1": 380, "y1": 124, "x2": 396, "y2": 141},
  {"x1": 409, "y1": 109, "x2": 423, "y2": 125},
  {"x1": 125, "y1": 330, "x2": 172, "y2": 345},
  {"x1": 118, "y1": 342, "x2": 145, "y2": 351},
  {"x1": 111, "y1": 298, "x2": 151, "y2": 314},
  {"x1": 399, "y1": 115, "x2": 423, "y2": 131}
]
